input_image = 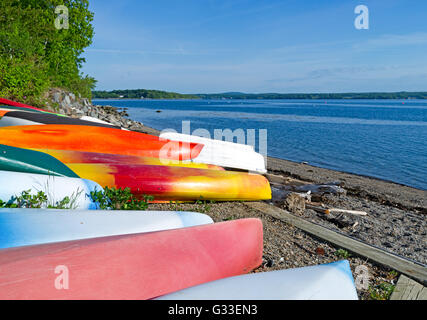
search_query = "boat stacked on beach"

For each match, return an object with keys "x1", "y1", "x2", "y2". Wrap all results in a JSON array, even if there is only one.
[{"x1": 0, "y1": 97, "x2": 358, "y2": 300}]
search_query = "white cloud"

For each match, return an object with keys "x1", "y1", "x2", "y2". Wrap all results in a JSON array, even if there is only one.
[{"x1": 353, "y1": 32, "x2": 427, "y2": 50}]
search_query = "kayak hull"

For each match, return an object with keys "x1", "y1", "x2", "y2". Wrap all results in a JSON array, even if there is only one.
[
  {"x1": 0, "y1": 170, "x2": 101, "y2": 210},
  {"x1": 0, "y1": 218, "x2": 263, "y2": 300},
  {"x1": 0, "y1": 124, "x2": 203, "y2": 160},
  {"x1": 66, "y1": 163, "x2": 272, "y2": 201},
  {"x1": 160, "y1": 132, "x2": 267, "y2": 173},
  {"x1": 0, "y1": 209, "x2": 213, "y2": 249},
  {"x1": 0, "y1": 144, "x2": 79, "y2": 177},
  {"x1": 35, "y1": 148, "x2": 224, "y2": 170},
  {"x1": 0, "y1": 98, "x2": 53, "y2": 113},
  {"x1": 156, "y1": 260, "x2": 358, "y2": 300},
  {"x1": 0, "y1": 111, "x2": 120, "y2": 129}
]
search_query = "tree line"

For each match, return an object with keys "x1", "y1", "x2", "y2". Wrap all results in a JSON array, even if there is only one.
[{"x1": 92, "y1": 89, "x2": 198, "y2": 99}]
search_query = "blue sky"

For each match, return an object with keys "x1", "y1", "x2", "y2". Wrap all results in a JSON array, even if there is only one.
[{"x1": 81, "y1": 0, "x2": 427, "y2": 93}]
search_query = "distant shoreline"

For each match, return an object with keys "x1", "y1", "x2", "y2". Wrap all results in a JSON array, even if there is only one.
[
  {"x1": 93, "y1": 97, "x2": 427, "y2": 101},
  {"x1": 92, "y1": 90, "x2": 427, "y2": 100}
]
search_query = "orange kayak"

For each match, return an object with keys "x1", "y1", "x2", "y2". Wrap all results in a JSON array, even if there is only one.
[{"x1": 0, "y1": 124, "x2": 203, "y2": 160}]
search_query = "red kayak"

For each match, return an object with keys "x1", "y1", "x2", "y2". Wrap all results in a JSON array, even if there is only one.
[
  {"x1": 0, "y1": 97, "x2": 53, "y2": 113},
  {"x1": 0, "y1": 218, "x2": 263, "y2": 300},
  {"x1": 66, "y1": 163, "x2": 271, "y2": 201}
]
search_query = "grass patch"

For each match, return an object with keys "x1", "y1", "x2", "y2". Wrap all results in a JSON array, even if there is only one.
[
  {"x1": 368, "y1": 282, "x2": 395, "y2": 300},
  {"x1": 90, "y1": 187, "x2": 154, "y2": 210},
  {"x1": 195, "y1": 197, "x2": 216, "y2": 213},
  {"x1": 334, "y1": 248, "x2": 351, "y2": 259},
  {"x1": 0, "y1": 189, "x2": 81, "y2": 209}
]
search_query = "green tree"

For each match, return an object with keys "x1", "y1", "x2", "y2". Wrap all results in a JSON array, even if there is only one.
[{"x1": 0, "y1": 0, "x2": 96, "y2": 105}]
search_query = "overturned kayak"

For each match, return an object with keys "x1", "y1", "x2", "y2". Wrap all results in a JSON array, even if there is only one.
[
  {"x1": 34, "y1": 148, "x2": 224, "y2": 170},
  {"x1": 0, "y1": 144, "x2": 78, "y2": 177},
  {"x1": 0, "y1": 218, "x2": 263, "y2": 299},
  {"x1": 157, "y1": 260, "x2": 358, "y2": 300},
  {"x1": 160, "y1": 132, "x2": 267, "y2": 173},
  {"x1": 0, "y1": 209, "x2": 213, "y2": 249},
  {"x1": 0, "y1": 97, "x2": 54, "y2": 113},
  {"x1": 0, "y1": 170, "x2": 101, "y2": 210},
  {"x1": 0, "y1": 110, "x2": 120, "y2": 129},
  {"x1": 0, "y1": 124, "x2": 203, "y2": 160},
  {"x1": 0, "y1": 146, "x2": 268, "y2": 201},
  {"x1": 66, "y1": 163, "x2": 271, "y2": 201}
]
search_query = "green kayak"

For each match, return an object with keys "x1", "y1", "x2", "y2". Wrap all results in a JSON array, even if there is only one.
[{"x1": 0, "y1": 144, "x2": 78, "y2": 177}]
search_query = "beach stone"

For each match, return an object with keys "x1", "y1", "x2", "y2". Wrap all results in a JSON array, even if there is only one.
[
  {"x1": 52, "y1": 92, "x2": 61, "y2": 103},
  {"x1": 82, "y1": 98, "x2": 90, "y2": 107},
  {"x1": 63, "y1": 95, "x2": 71, "y2": 105}
]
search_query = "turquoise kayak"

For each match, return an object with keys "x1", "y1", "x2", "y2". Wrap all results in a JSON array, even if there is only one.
[{"x1": 0, "y1": 209, "x2": 213, "y2": 249}]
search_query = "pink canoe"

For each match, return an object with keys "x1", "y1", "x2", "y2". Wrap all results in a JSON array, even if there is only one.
[{"x1": 0, "y1": 218, "x2": 263, "y2": 300}]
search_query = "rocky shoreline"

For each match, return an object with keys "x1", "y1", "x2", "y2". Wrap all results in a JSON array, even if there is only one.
[
  {"x1": 43, "y1": 88, "x2": 152, "y2": 133},
  {"x1": 45, "y1": 89, "x2": 426, "y2": 299}
]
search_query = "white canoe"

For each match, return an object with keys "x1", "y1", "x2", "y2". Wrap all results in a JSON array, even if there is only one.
[
  {"x1": 156, "y1": 260, "x2": 358, "y2": 300},
  {"x1": 159, "y1": 132, "x2": 267, "y2": 173},
  {"x1": 0, "y1": 209, "x2": 213, "y2": 249},
  {"x1": 0, "y1": 170, "x2": 101, "y2": 210}
]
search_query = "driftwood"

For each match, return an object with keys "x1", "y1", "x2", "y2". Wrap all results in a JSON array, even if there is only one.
[
  {"x1": 264, "y1": 173, "x2": 307, "y2": 186},
  {"x1": 305, "y1": 203, "x2": 359, "y2": 229},
  {"x1": 306, "y1": 203, "x2": 368, "y2": 217},
  {"x1": 329, "y1": 208, "x2": 367, "y2": 216},
  {"x1": 306, "y1": 204, "x2": 330, "y2": 214}
]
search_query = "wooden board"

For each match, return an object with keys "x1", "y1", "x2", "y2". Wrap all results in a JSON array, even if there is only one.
[
  {"x1": 390, "y1": 275, "x2": 427, "y2": 300},
  {"x1": 246, "y1": 202, "x2": 427, "y2": 285}
]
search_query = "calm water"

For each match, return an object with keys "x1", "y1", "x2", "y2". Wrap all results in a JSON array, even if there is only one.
[{"x1": 93, "y1": 99, "x2": 427, "y2": 190}]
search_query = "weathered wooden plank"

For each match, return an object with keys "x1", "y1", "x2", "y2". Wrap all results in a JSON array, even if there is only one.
[
  {"x1": 390, "y1": 275, "x2": 427, "y2": 300},
  {"x1": 246, "y1": 201, "x2": 427, "y2": 286}
]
